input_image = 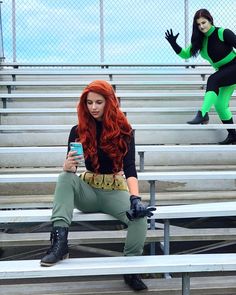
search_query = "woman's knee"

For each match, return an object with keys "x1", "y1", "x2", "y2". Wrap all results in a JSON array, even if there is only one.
[
  {"x1": 207, "y1": 74, "x2": 220, "y2": 93},
  {"x1": 57, "y1": 171, "x2": 77, "y2": 184},
  {"x1": 54, "y1": 172, "x2": 79, "y2": 199},
  {"x1": 128, "y1": 216, "x2": 148, "y2": 230}
]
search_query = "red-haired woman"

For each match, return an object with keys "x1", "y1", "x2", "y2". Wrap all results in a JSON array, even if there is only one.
[{"x1": 40, "y1": 80, "x2": 154, "y2": 291}]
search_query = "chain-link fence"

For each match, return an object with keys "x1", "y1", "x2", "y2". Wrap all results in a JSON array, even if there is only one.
[{"x1": 1, "y1": 0, "x2": 235, "y2": 63}]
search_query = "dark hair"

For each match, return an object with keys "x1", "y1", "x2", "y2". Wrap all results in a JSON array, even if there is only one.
[{"x1": 191, "y1": 9, "x2": 214, "y2": 57}]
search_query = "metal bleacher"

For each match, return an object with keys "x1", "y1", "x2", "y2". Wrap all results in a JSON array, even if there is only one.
[
  {"x1": 1, "y1": 62, "x2": 236, "y2": 206},
  {"x1": 1, "y1": 62, "x2": 236, "y2": 294}
]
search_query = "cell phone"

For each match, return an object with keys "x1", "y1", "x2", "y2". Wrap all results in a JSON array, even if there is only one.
[{"x1": 70, "y1": 142, "x2": 84, "y2": 157}]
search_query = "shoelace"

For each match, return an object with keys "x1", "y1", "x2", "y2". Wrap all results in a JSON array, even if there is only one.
[{"x1": 47, "y1": 231, "x2": 61, "y2": 255}]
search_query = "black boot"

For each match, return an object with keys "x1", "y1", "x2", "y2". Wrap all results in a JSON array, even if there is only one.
[
  {"x1": 219, "y1": 118, "x2": 236, "y2": 145},
  {"x1": 187, "y1": 110, "x2": 209, "y2": 124},
  {"x1": 40, "y1": 227, "x2": 69, "y2": 267},
  {"x1": 123, "y1": 274, "x2": 148, "y2": 291}
]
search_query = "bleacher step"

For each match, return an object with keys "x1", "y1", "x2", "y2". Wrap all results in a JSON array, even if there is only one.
[
  {"x1": 1, "y1": 165, "x2": 236, "y2": 197},
  {"x1": 1, "y1": 191, "x2": 236, "y2": 208},
  {"x1": 1, "y1": 275, "x2": 236, "y2": 295},
  {"x1": 2, "y1": 147, "x2": 236, "y2": 167},
  {"x1": 1, "y1": 227, "x2": 236, "y2": 248},
  {"x1": 1, "y1": 164, "x2": 236, "y2": 173}
]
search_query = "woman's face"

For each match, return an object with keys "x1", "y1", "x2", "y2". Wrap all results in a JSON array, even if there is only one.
[
  {"x1": 196, "y1": 17, "x2": 212, "y2": 33},
  {"x1": 86, "y1": 91, "x2": 106, "y2": 121}
]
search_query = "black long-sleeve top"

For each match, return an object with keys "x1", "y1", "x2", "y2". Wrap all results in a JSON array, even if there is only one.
[
  {"x1": 67, "y1": 121, "x2": 137, "y2": 179},
  {"x1": 177, "y1": 26, "x2": 236, "y2": 70}
]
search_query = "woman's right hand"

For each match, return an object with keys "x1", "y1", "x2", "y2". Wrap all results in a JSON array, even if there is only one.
[
  {"x1": 63, "y1": 150, "x2": 80, "y2": 173},
  {"x1": 165, "y1": 29, "x2": 179, "y2": 45}
]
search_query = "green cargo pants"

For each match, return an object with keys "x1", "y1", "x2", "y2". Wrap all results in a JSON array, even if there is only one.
[{"x1": 51, "y1": 172, "x2": 148, "y2": 256}]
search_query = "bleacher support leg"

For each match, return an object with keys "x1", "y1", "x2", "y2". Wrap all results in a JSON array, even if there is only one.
[
  {"x1": 163, "y1": 219, "x2": 172, "y2": 279},
  {"x1": 138, "y1": 151, "x2": 144, "y2": 171},
  {"x1": 164, "y1": 219, "x2": 170, "y2": 255},
  {"x1": 149, "y1": 180, "x2": 156, "y2": 255},
  {"x1": 2, "y1": 97, "x2": 6, "y2": 108},
  {"x1": 182, "y1": 273, "x2": 190, "y2": 295}
]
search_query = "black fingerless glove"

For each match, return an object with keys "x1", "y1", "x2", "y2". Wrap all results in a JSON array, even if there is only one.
[
  {"x1": 165, "y1": 29, "x2": 182, "y2": 54},
  {"x1": 126, "y1": 195, "x2": 156, "y2": 221}
]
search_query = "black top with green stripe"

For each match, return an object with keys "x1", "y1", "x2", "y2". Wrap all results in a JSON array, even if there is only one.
[{"x1": 178, "y1": 26, "x2": 236, "y2": 70}]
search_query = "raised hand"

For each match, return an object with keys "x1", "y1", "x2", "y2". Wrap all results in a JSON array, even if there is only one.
[
  {"x1": 165, "y1": 29, "x2": 179, "y2": 45},
  {"x1": 165, "y1": 29, "x2": 182, "y2": 54}
]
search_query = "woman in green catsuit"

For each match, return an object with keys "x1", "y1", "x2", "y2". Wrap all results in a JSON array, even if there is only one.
[{"x1": 165, "y1": 8, "x2": 236, "y2": 144}]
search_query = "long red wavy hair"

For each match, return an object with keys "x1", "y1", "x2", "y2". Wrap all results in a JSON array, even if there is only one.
[{"x1": 76, "y1": 80, "x2": 132, "y2": 173}]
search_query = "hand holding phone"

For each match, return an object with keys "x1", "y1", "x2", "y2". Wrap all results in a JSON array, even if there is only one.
[{"x1": 70, "y1": 142, "x2": 84, "y2": 164}]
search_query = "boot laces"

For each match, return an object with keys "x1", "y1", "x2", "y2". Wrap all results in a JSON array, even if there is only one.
[{"x1": 47, "y1": 230, "x2": 66, "y2": 255}]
